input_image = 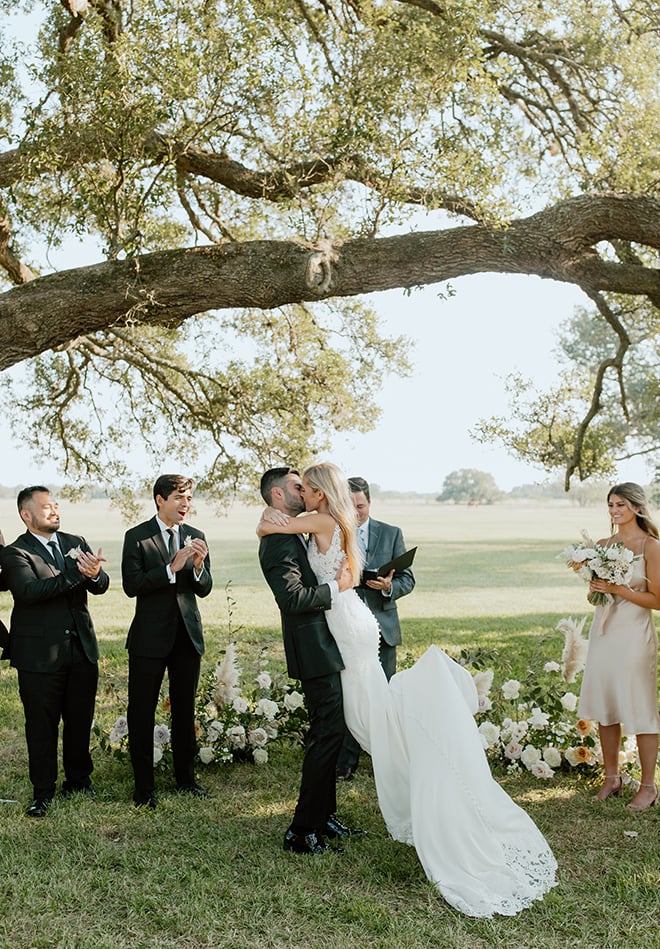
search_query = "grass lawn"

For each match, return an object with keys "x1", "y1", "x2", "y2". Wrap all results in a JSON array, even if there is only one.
[{"x1": 0, "y1": 499, "x2": 658, "y2": 948}]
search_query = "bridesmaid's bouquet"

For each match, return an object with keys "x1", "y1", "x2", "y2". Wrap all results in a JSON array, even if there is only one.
[{"x1": 560, "y1": 531, "x2": 634, "y2": 605}]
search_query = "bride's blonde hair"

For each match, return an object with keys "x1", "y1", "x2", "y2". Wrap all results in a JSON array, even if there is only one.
[{"x1": 303, "y1": 462, "x2": 362, "y2": 580}]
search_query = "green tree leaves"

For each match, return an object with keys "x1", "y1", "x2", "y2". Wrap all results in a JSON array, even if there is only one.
[{"x1": 1, "y1": 0, "x2": 658, "y2": 495}]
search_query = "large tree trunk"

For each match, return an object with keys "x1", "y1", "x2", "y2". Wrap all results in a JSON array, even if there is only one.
[{"x1": 1, "y1": 194, "x2": 658, "y2": 372}]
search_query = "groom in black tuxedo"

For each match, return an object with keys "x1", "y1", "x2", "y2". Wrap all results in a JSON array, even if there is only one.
[
  {"x1": 258, "y1": 467, "x2": 358, "y2": 854},
  {"x1": 0, "y1": 486, "x2": 109, "y2": 816},
  {"x1": 122, "y1": 474, "x2": 212, "y2": 808}
]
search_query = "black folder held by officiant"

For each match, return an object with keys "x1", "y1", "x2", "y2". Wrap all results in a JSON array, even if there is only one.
[{"x1": 361, "y1": 546, "x2": 417, "y2": 583}]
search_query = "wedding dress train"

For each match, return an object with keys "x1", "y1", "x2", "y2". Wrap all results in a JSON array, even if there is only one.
[{"x1": 308, "y1": 527, "x2": 557, "y2": 918}]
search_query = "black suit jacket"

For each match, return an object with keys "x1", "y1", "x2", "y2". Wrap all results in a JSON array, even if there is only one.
[
  {"x1": 0, "y1": 529, "x2": 10, "y2": 651},
  {"x1": 259, "y1": 533, "x2": 344, "y2": 681},
  {"x1": 0, "y1": 531, "x2": 109, "y2": 670},
  {"x1": 122, "y1": 517, "x2": 212, "y2": 658},
  {"x1": 358, "y1": 518, "x2": 415, "y2": 647}
]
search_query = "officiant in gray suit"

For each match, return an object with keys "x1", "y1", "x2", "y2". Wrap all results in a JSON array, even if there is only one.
[{"x1": 336, "y1": 476, "x2": 416, "y2": 780}]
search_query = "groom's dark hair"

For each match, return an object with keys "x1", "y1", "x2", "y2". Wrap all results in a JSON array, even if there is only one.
[
  {"x1": 348, "y1": 476, "x2": 370, "y2": 502},
  {"x1": 260, "y1": 467, "x2": 300, "y2": 504}
]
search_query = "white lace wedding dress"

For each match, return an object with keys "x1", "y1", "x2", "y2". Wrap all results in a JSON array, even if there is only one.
[{"x1": 308, "y1": 527, "x2": 557, "y2": 918}]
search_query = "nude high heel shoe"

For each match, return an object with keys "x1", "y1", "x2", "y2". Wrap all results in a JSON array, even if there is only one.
[
  {"x1": 627, "y1": 783, "x2": 658, "y2": 812},
  {"x1": 591, "y1": 774, "x2": 623, "y2": 801}
]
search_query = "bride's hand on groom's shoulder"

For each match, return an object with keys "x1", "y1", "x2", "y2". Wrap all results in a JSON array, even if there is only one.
[
  {"x1": 262, "y1": 506, "x2": 290, "y2": 526},
  {"x1": 256, "y1": 507, "x2": 290, "y2": 537}
]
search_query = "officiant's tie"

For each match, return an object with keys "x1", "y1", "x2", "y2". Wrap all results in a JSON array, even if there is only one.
[
  {"x1": 47, "y1": 539, "x2": 66, "y2": 572},
  {"x1": 357, "y1": 526, "x2": 367, "y2": 558}
]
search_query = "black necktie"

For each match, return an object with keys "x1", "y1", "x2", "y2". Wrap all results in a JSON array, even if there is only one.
[
  {"x1": 48, "y1": 539, "x2": 66, "y2": 572},
  {"x1": 167, "y1": 528, "x2": 178, "y2": 560}
]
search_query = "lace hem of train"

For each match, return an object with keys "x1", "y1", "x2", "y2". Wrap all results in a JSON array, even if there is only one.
[{"x1": 439, "y1": 847, "x2": 558, "y2": 918}]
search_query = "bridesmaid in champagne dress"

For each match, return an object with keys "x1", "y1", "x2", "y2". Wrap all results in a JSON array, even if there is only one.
[{"x1": 578, "y1": 483, "x2": 660, "y2": 811}]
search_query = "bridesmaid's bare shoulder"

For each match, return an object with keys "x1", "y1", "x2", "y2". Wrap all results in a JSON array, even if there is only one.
[{"x1": 643, "y1": 535, "x2": 660, "y2": 556}]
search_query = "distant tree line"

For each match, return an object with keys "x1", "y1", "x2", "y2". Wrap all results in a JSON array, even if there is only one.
[{"x1": 436, "y1": 470, "x2": 657, "y2": 508}]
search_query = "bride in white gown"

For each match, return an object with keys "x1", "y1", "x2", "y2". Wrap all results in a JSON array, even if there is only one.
[{"x1": 259, "y1": 462, "x2": 557, "y2": 917}]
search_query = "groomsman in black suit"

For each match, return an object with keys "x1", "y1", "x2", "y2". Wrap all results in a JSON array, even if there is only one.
[
  {"x1": 0, "y1": 526, "x2": 9, "y2": 650},
  {"x1": 258, "y1": 467, "x2": 358, "y2": 854},
  {"x1": 336, "y1": 476, "x2": 416, "y2": 780},
  {"x1": 0, "y1": 486, "x2": 109, "y2": 816},
  {"x1": 122, "y1": 474, "x2": 212, "y2": 808}
]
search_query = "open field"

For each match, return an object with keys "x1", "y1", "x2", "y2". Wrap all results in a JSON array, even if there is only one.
[
  {"x1": 0, "y1": 499, "x2": 658, "y2": 949},
  {"x1": 0, "y1": 496, "x2": 613, "y2": 637}
]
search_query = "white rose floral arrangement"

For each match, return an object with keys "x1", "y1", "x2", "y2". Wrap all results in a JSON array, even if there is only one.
[
  {"x1": 469, "y1": 616, "x2": 603, "y2": 780},
  {"x1": 194, "y1": 642, "x2": 308, "y2": 766},
  {"x1": 94, "y1": 643, "x2": 309, "y2": 770},
  {"x1": 95, "y1": 584, "x2": 310, "y2": 770},
  {"x1": 469, "y1": 616, "x2": 646, "y2": 786},
  {"x1": 94, "y1": 693, "x2": 175, "y2": 771}
]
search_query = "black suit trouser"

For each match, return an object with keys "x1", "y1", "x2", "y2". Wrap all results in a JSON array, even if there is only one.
[
  {"x1": 127, "y1": 619, "x2": 201, "y2": 795},
  {"x1": 291, "y1": 670, "x2": 345, "y2": 835},
  {"x1": 18, "y1": 637, "x2": 98, "y2": 796}
]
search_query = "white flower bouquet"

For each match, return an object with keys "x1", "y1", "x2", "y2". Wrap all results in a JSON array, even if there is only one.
[{"x1": 560, "y1": 530, "x2": 634, "y2": 605}]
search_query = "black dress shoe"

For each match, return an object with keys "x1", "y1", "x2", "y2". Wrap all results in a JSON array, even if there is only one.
[
  {"x1": 61, "y1": 781, "x2": 95, "y2": 798},
  {"x1": 176, "y1": 783, "x2": 209, "y2": 798},
  {"x1": 335, "y1": 765, "x2": 356, "y2": 781},
  {"x1": 133, "y1": 791, "x2": 158, "y2": 809},
  {"x1": 325, "y1": 815, "x2": 364, "y2": 839},
  {"x1": 26, "y1": 796, "x2": 53, "y2": 818},
  {"x1": 283, "y1": 830, "x2": 331, "y2": 854}
]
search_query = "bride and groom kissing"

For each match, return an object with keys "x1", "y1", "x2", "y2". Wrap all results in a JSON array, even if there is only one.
[{"x1": 257, "y1": 463, "x2": 557, "y2": 919}]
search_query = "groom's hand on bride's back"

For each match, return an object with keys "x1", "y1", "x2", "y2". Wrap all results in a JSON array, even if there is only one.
[{"x1": 336, "y1": 557, "x2": 353, "y2": 592}]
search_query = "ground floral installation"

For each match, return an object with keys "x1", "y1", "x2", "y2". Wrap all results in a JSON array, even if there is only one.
[
  {"x1": 194, "y1": 642, "x2": 308, "y2": 765},
  {"x1": 468, "y1": 616, "x2": 642, "y2": 789},
  {"x1": 93, "y1": 613, "x2": 645, "y2": 787},
  {"x1": 94, "y1": 642, "x2": 308, "y2": 769},
  {"x1": 93, "y1": 582, "x2": 309, "y2": 769}
]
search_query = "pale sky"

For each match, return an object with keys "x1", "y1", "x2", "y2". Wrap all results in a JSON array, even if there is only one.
[{"x1": 332, "y1": 274, "x2": 648, "y2": 493}]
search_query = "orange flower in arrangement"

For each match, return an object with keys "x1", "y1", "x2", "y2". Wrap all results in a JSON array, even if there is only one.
[
  {"x1": 565, "y1": 744, "x2": 595, "y2": 766},
  {"x1": 162, "y1": 694, "x2": 171, "y2": 712},
  {"x1": 575, "y1": 719, "x2": 593, "y2": 736}
]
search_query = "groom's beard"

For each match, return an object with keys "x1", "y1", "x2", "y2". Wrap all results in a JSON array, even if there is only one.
[{"x1": 282, "y1": 492, "x2": 305, "y2": 517}]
